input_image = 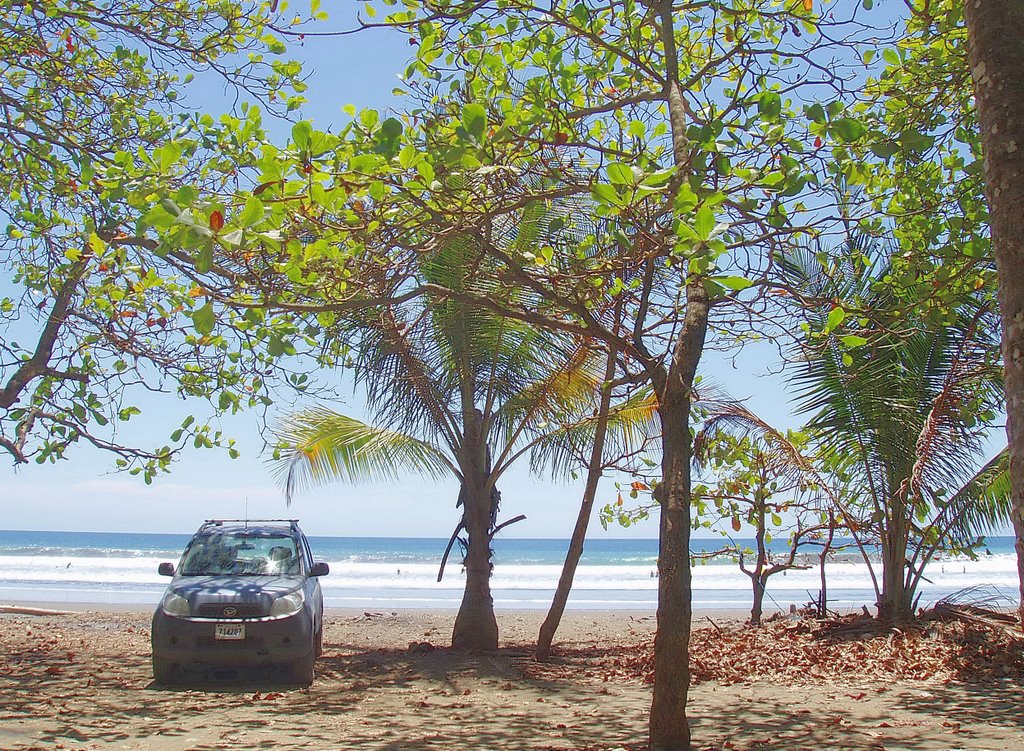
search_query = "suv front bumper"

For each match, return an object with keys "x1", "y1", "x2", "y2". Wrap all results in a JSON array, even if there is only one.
[{"x1": 151, "y1": 608, "x2": 315, "y2": 668}]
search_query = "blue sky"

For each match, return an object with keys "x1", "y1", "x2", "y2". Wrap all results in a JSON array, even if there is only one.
[{"x1": 2, "y1": 6, "x2": 1013, "y2": 540}]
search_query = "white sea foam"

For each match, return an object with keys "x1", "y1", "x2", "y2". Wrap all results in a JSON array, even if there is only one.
[{"x1": 1, "y1": 552, "x2": 1020, "y2": 610}]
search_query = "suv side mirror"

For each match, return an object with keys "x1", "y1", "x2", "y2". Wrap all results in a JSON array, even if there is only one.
[
  {"x1": 158, "y1": 562, "x2": 175, "y2": 577},
  {"x1": 309, "y1": 561, "x2": 329, "y2": 578}
]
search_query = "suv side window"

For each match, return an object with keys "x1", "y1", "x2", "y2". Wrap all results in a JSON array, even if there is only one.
[{"x1": 300, "y1": 535, "x2": 314, "y2": 573}]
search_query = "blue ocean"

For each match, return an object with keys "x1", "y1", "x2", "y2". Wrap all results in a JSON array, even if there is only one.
[{"x1": 0, "y1": 530, "x2": 1019, "y2": 612}]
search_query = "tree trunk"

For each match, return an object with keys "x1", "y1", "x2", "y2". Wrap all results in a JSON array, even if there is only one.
[
  {"x1": 877, "y1": 518, "x2": 912, "y2": 625},
  {"x1": 649, "y1": 280, "x2": 710, "y2": 751},
  {"x1": 750, "y1": 501, "x2": 768, "y2": 626},
  {"x1": 452, "y1": 409, "x2": 499, "y2": 650},
  {"x1": 750, "y1": 575, "x2": 766, "y2": 627},
  {"x1": 536, "y1": 341, "x2": 618, "y2": 660},
  {"x1": 647, "y1": 0, "x2": 707, "y2": 746},
  {"x1": 964, "y1": 0, "x2": 1024, "y2": 628},
  {"x1": 451, "y1": 483, "x2": 498, "y2": 650},
  {"x1": 817, "y1": 516, "x2": 835, "y2": 618},
  {"x1": 649, "y1": 392, "x2": 694, "y2": 751}
]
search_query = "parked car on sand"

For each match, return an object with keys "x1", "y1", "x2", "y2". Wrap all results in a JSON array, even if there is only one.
[{"x1": 151, "y1": 519, "x2": 328, "y2": 684}]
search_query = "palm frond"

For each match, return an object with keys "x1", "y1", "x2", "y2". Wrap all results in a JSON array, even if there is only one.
[
  {"x1": 936, "y1": 449, "x2": 1012, "y2": 546},
  {"x1": 694, "y1": 400, "x2": 833, "y2": 508},
  {"x1": 526, "y1": 388, "x2": 661, "y2": 480},
  {"x1": 270, "y1": 407, "x2": 454, "y2": 504}
]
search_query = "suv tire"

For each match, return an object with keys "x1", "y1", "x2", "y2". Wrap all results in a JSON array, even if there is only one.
[
  {"x1": 289, "y1": 649, "x2": 316, "y2": 685},
  {"x1": 153, "y1": 656, "x2": 178, "y2": 684}
]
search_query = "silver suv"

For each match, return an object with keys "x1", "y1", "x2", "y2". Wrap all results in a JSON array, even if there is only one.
[{"x1": 151, "y1": 519, "x2": 328, "y2": 684}]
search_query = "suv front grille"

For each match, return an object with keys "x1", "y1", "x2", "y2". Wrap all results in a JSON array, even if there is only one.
[{"x1": 195, "y1": 603, "x2": 265, "y2": 619}]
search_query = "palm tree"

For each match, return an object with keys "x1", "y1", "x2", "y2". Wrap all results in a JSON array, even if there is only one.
[
  {"x1": 270, "y1": 235, "x2": 609, "y2": 649},
  {"x1": 779, "y1": 242, "x2": 1010, "y2": 623}
]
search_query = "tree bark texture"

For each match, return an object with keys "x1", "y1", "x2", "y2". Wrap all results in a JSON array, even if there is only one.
[
  {"x1": 877, "y1": 512, "x2": 913, "y2": 624},
  {"x1": 451, "y1": 410, "x2": 499, "y2": 650},
  {"x1": 649, "y1": 279, "x2": 710, "y2": 751},
  {"x1": 964, "y1": 0, "x2": 1024, "y2": 626}
]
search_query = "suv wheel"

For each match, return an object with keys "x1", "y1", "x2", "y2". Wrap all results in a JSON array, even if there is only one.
[
  {"x1": 289, "y1": 650, "x2": 315, "y2": 685},
  {"x1": 153, "y1": 656, "x2": 178, "y2": 684}
]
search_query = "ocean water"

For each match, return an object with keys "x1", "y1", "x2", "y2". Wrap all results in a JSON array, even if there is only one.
[{"x1": 0, "y1": 530, "x2": 1019, "y2": 613}]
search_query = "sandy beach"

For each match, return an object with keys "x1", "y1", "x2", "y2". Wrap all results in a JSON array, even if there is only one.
[{"x1": 1, "y1": 606, "x2": 1022, "y2": 751}]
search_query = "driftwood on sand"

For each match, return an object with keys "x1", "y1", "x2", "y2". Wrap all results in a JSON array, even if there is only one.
[{"x1": 0, "y1": 604, "x2": 75, "y2": 616}]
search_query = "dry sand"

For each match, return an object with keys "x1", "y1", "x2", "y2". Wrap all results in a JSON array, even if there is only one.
[{"x1": 1, "y1": 607, "x2": 1021, "y2": 750}]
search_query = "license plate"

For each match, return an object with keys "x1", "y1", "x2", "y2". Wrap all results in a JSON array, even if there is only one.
[{"x1": 215, "y1": 623, "x2": 245, "y2": 640}]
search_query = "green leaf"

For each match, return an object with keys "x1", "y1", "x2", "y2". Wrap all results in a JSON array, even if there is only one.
[
  {"x1": 825, "y1": 306, "x2": 847, "y2": 333},
  {"x1": 607, "y1": 162, "x2": 636, "y2": 185},
  {"x1": 870, "y1": 141, "x2": 900, "y2": 160},
  {"x1": 591, "y1": 183, "x2": 624, "y2": 207},
  {"x1": 674, "y1": 183, "x2": 698, "y2": 212},
  {"x1": 239, "y1": 196, "x2": 264, "y2": 227},
  {"x1": 805, "y1": 103, "x2": 826, "y2": 124},
  {"x1": 694, "y1": 206, "x2": 715, "y2": 241},
  {"x1": 900, "y1": 130, "x2": 935, "y2": 152},
  {"x1": 87, "y1": 232, "x2": 106, "y2": 256},
  {"x1": 461, "y1": 103, "x2": 487, "y2": 141},
  {"x1": 833, "y1": 118, "x2": 866, "y2": 143},
  {"x1": 840, "y1": 334, "x2": 868, "y2": 348},
  {"x1": 713, "y1": 276, "x2": 753, "y2": 292},
  {"x1": 758, "y1": 92, "x2": 782, "y2": 120},
  {"x1": 291, "y1": 121, "x2": 313, "y2": 150},
  {"x1": 268, "y1": 335, "x2": 287, "y2": 357},
  {"x1": 193, "y1": 302, "x2": 216, "y2": 336},
  {"x1": 195, "y1": 242, "x2": 213, "y2": 274}
]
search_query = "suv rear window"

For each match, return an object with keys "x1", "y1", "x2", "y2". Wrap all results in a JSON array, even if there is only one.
[{"x1": 179, "y1": 531, "x2": 300, "y2": 576}]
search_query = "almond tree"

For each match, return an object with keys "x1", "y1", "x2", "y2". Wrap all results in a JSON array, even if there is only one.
[
  {"x1": 349, "y1": 2, "x2": 880, "y2": 748},
  {"x1": 0, "y1": 0, "x2": 309, "y2": 475}
]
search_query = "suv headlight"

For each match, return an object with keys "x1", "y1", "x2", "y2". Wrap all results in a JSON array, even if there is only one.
[
  {"x1": 161, "y1": 592, "x2": 190, "y2": 617},
  {"x1": 270, "y1": 590, "x2": 304, "y2": 617}
]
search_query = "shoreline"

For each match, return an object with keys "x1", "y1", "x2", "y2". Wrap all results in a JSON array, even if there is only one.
[{"x1": 1, "y1": 600, "x2": 753, "y2": 621}]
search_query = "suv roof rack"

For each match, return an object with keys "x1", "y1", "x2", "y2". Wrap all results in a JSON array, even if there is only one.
[{"x1": 201, "y1": 519, "x2": 301, "y2": 532}]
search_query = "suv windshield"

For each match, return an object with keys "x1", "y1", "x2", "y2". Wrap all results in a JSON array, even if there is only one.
[{"x1": 179, "y1": 531, "x2": 301, "y2": 576}]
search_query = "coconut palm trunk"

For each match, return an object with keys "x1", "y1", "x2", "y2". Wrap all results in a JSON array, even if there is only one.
[
  {"x1": 452, "y1": 406, "x2": 499, "y2": 650},
  {"x1": 452, "y1": 482, "x2": 499, "y2": 650},
  {"x1": 878, "y1": 507, "x2": 913, "y2": 624}
]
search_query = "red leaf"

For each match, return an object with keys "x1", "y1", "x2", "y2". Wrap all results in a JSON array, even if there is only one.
[
  {"x1": 814, "y1": 136, "x2": 823, "y2": 148},
  {"x1": 209, "y1": 210, "x2": 224, "y2": 232}
]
